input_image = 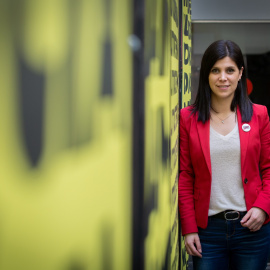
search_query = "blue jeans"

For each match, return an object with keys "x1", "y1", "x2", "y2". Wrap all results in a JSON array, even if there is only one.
[{"x1": 193, "y1": 217, "x2": 270, "y2": 270}]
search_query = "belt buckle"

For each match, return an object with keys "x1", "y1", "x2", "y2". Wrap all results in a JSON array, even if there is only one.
[{"x1": 224, "y1": 211, "x2": 240, "y2": 221}]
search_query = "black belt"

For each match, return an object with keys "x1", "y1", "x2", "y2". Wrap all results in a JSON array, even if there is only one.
[{"x1": 211, "y1": 210, "x2": 247, "y2": 221}]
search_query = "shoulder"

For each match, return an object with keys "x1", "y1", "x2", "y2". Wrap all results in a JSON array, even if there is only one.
[
  {"x1": 180, "y1": 105, "x2": 195, "y2": 118},
  {"x1": 180, "y1": 106, "x2": 197, "y2": 130},
  {"x1": 251, "y1": 104, "x2": 269, "y2": 129},
  {"x1": 252, "y1": 103, "x2": 269, "y2": 117}
]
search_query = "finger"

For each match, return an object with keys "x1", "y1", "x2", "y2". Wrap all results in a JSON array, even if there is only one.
[
  {"x1": 249, "y1": 220, "x2": 264, "y2": 231},
  {"x1": 245, "y1": 220, "x2": 258, "y2": 230},
  {"x1": 185, "y1": 245, "x2": 195, "y2": 256},
  {"x1": 249, "y1": 225, "x2": 258, "y2": 231},
  {"x1": 252, "y1": 226, "x2": 261, "y2": 232},
  {"x1": 241, "y1": 220, "x2": 250, "y2": 227},
  {"x1": 185, "y1": 245, "x2": 192, "y2": 255},
  {"x1": 241, "y1": 214, "x2": 258, "y2": 228},
  {"x1": 241, "y1": 211, "x2": 252, "y2": 224},
  {"x1": 194, "y1": 236, "x2": 202, "y2": 253},
  {"x1": 250, "y1": 226, "x2": 261, "y2": 232},
  {"x1": 243, "y1": 218, "x2": 254, "y2": 228},
  {"x1": 190, "y1": 246, "x2": 202, "y2": 257},
  {"x1": 186, "y1": 242, "x2": 202, "y2": 257},
  {"x1": 244, "y1": 214, "x2": 264, "y2": 230},
  {"x1": 250, "y1": 221, "x2": 263, "y2": 231},
  {"x1": 184, "y1": 240, "x2": 192, "y2": 254}
]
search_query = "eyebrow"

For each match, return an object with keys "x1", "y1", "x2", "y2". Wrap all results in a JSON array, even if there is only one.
[{"x1": 211, "y1": 65, "x2": 236, "y2": 69}]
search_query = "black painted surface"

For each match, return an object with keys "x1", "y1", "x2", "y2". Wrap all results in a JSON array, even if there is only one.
[
  {"x1": 132, "y1": 0, "x2": 145, "y2": 269},
  {"x1": 18, "y1": 55, "x2": 45, "y2": 167}
]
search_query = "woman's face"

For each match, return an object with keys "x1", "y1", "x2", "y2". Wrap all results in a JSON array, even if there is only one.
[{"x1": 208, "y1": 56, "x2": 243, "y2": 102}]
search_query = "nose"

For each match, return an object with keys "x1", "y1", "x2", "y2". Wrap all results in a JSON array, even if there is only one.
[{"x1": 219, "y1": 72, "x2": 227, "y2": 81}]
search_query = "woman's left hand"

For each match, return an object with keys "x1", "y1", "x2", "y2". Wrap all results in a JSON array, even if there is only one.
[{"x1": 240, "y1": 207, "x2": 267, "y2": 232}]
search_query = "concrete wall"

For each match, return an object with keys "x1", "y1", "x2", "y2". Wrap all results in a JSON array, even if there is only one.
[{"x1": 192, "y1": 0, "x2": 270, "y2": 21}]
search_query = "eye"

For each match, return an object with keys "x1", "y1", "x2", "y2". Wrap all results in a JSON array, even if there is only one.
[
  {"x1": 227, "y1": 68, "x2": 235, "y2": 74},
  {"x1": 211, "y1": 68, "x2": 219, "y2": 74}
]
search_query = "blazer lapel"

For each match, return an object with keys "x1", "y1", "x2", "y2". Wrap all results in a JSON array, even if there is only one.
[
  {"x1": 196, "y1": 108, "x2": 250, "y2": 176},
  {"x1": 237, "y1": 107, "x2": 250, "y2": 173},
  {"x1": 197, "y1": 119, "x2": 211, "y2": 174}
]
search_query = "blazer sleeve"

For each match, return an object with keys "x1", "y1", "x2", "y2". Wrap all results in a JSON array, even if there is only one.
[
  {"x1": 178, "y1": 109, "x2": 198, "y2": 235},
  {"x1": 253, "y1": 106, "x2": 270, "y2": 218}
]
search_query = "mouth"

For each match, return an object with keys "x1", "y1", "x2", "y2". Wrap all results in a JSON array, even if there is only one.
[{"x1": 217, "y1": 85, "x2": 230, "y2": 89}]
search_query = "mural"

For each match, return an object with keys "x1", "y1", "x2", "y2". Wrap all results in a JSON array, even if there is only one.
[
  {"x1": 0, "y1": 0, "x2": 190, "y2": 268},
  {"x1": 0, "y1": 0, "x2": 132, "y2": 269},
  {"x1": 143, "y1": 0, "x2": 180, "y2": 269},
  {"x1": 180, "y1": 0, "x2": 192, "y2": 269},
  {"x1": 181, "y1": 0, "x2": 192, "y2": 109}
]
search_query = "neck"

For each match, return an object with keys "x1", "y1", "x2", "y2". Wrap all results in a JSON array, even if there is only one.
[{"x1": 211, "y1": 96, "x2": 234, "y2": 114}]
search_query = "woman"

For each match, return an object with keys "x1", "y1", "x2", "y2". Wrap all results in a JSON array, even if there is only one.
[{"x1": 178, "y1": 40, "x2": 270, "y2": 270}]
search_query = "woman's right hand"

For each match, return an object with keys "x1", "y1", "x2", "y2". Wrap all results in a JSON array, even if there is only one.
[{"x1": 184, "y1": 233, "x2": 202, "y2": 258}]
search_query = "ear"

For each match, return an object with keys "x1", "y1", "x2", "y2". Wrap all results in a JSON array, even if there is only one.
[{"x1": 238, "y1": 66, "x2": 244, "y2": 80}]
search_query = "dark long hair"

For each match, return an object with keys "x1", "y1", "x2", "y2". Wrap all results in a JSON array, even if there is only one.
[{"x1": 192, "y1": 40, "x2": 253, "y2": 123}]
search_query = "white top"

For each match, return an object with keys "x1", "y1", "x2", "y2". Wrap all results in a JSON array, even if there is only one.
[{"x1": 208, "y1": 122, "x2": 247, "y2": 216}]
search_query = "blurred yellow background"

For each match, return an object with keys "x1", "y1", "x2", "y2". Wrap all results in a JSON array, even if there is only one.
[
  {"x1": 0, "y1": 0, "x2": 132, "y2": 269},
  {"x1": 0, "y1": 0, "x2": 191, "y2": 269}
]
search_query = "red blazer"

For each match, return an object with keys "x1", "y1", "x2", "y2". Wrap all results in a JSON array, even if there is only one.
[{"x1": 178, "y1": 104, "x2": 270, "y2": 236}]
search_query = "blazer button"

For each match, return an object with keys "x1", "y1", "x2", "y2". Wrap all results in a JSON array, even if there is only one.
[{"x1": 244, "y1": 178, "x2": 248, "y2": 184}]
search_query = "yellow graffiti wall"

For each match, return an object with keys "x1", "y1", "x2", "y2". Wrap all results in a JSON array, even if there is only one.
[
  {"x1": 143, "y1": 0, "x2": 180, "y2": 269},
  {"x1": 0, "y1": 0, "x2": 132, "y2": 269},
  {"x1": 181, "y1": 0, "x2": 192, "y2": 108},
  {"x1": 180, "y1": 0, "x2": 192, "y2": 269},
  {"x1": 170, "y1": 0, "x2": 180, "y2": 268}
]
